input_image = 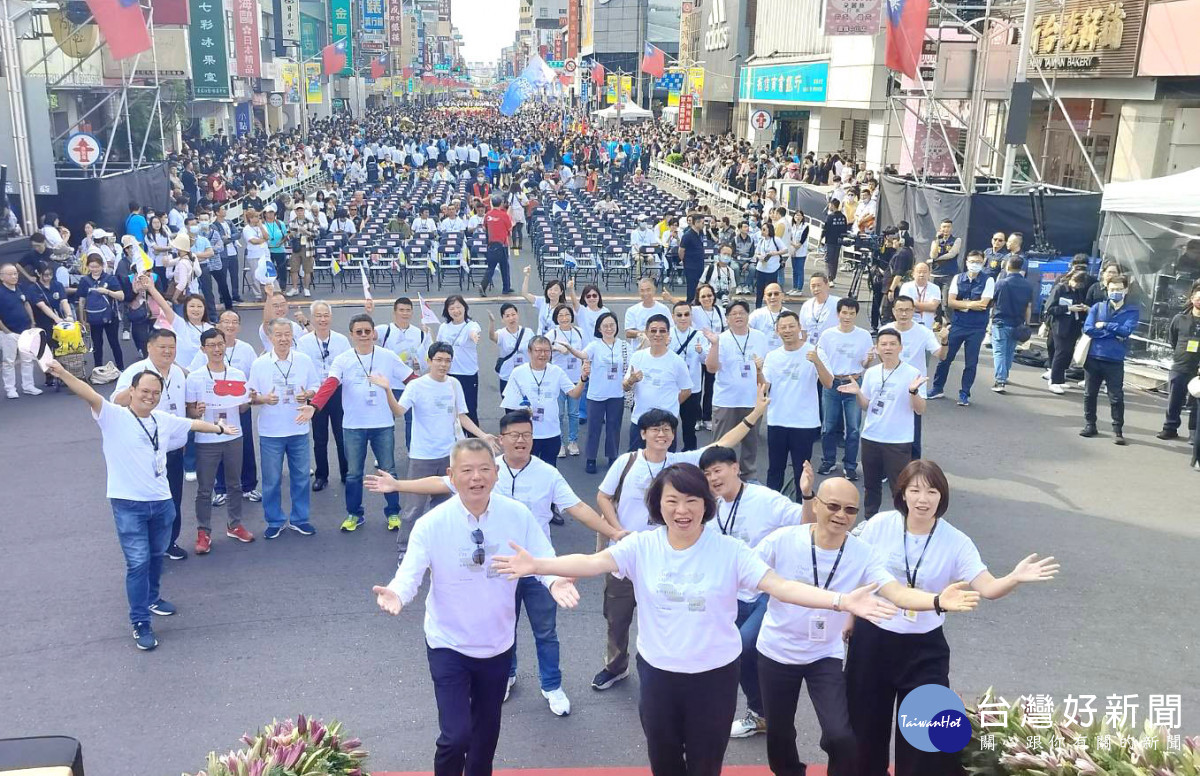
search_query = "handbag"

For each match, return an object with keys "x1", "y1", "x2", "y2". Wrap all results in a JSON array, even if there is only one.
[
  {"x1": 1072, "y1": 334, "x2": 1091, "y2": 367},
  {"x1": 494, "y1": 328, "x2": 526, "y2": 373},
  {"x1": 1188, "y1": 374, "x2": 1200, "y2": 399}
]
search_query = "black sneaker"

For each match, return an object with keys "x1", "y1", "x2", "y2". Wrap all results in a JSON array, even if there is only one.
[
  {"x1": 585, "y1": 459, "x2": 597, "y2": 474},
  {"x1": 844, "y1": 468, "x2": 859, "y2": 482},
  {"x1": 591, "y1": 667, "x2": 630, "y2": 691},
  {"x1": 165, "y1": 544, "x2": 188, "y2": 561},
  {"x1": 1156, "y1": 429, "x2": 1179, "y2": 441},
  {"x1": 133, "y1": 621, "x2": 158, "y2": 651},
  {"x1": 148, "y1": 599, "x2": 177, "y2": 616},
  {"x1": 1079, "y1": 425, "x2": 1098, "y2": 438},
  {"x1": 1114, "y1": 432, "x2": 1127, "y2": 446},
  {"x1": 817, "y1": 462, "x2": 838, "y2": 475}
]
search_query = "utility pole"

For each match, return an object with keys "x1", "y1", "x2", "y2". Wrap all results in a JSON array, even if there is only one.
[{"x1": 1000, "y1": 0, "x2": 1036, "y2": 193}]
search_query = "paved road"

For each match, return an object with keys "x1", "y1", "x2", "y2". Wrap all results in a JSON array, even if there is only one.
[{"x1": 1, "y1": 264, "x2": 1197, "y2": 776}]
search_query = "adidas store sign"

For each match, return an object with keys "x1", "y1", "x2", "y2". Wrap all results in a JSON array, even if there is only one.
[{"x1": 704, "y1": 0, "x2": 730, "y2": 51}]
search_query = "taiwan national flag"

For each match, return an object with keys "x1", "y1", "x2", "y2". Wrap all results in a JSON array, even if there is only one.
[
  {"x1": 84, "y1": 0, "x2": 152, "y2": 60},
  {"x1": 370, "y1": 54, "x2": 388, "y2": 80},
  {"x1": 640, "y1": 42, "x2": 665, "y2": 79},
  {"x1": 885, "y1": 0, "x2": 929, "y2": 79},
  {"x1": 590, "y1": 60, "x2": 605, "y2": 87},
  {"x1": 322, "y1": 39, "x2": 348, "y2": 76}
]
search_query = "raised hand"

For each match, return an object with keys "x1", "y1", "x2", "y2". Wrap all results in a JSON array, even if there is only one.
[
  {"x1": 806, "y1": 349, "x2": 818, "y2": 363},
  {"x1": 843, "y1": 583, "x2": 899, "y2": 624},
  {"x1": 799, "y1": 459, "x2": 814, "y2": 496},
  {"x1": 491, "y1": 541, "x2": 536, "y2": 579},
  {"x1": 837, "y1": 377, "x2": 860, "y2": 395},
  {"x1": 372, "y1": 585, "x2": 402, "y2": 615},
  {"x1": 909, "y1": 375, "x2": 928, "y2": 393},
  {"x1": 938, "y1": 581, "x2": 981, "y2": 612},
  {"x1": 702, "y1": 329, "x2": 719, "y2": 345},
  {"x1": 628, "y1": 368, "x2": 644, "y2": 384},
  {"x1": 1010, "y1": 554, "x2": 1060, "y2": 584},
  {"x1": 364, "y1": 468, "x2": 400, "y2": 493}
]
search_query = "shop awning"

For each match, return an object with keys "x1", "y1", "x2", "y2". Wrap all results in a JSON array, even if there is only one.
[{"x1": 1101, "y1": 166, "x2": 1200, "y2": 219}]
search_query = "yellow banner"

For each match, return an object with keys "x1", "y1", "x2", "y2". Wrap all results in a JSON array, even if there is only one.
[
  {"x1": 606, "y1": 74, "x2": 631, "y2": 104},
  {"x1": 392, "y1": 78, "x2": 404, "y2": 96},
  {"x1": 304, "y1": 62, "x2": 323, "y2": 104},
  {"x1": 281, "y1": 62, "x2": 300, "y2": 104}
]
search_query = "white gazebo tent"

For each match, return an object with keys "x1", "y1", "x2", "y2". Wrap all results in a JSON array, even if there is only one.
[
  {"x1": 1099, "y1": 166, "x2": 1200, "y2": 350},
  {"x1": 591, "y1": 102, "x2": 654, "y2": 121}
]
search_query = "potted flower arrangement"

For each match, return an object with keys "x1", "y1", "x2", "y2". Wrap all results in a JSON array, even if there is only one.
[{"x1": 186, "y1": 714, "x2": 369, "y2": 776}]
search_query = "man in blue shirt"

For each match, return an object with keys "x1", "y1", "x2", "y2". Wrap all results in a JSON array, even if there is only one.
[
  {"x1": 1080, "y1": 274, "x2": 1140, "y2": 444},
  {"x1": 989, "y1": 255, "x2": 1033, "y2": 393},
  {"x1": 929, "y1": 250, "x2": 994, "y2": 406},
  {"x1": 125, "y1": 201, "x2": 148, "y2": 244},
  {"x1": 0, "y1": 262, "x2": 39, "y2": 398},
  {"x1": 678, "y1": 214, "x2": 706, "y2": 302}
]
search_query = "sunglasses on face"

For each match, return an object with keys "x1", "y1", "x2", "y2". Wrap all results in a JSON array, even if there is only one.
[
  {"x1": 471, "y1": 528, "x2": 485, "y2": 566},
  {"x1": 816, "y1": 496, "x2": 860, "y2": 517}
]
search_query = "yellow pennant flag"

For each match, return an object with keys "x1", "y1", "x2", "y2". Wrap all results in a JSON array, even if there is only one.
[
  {"x1": 427, "y1": 258, "x2": 436, "y2": 275},
  {"x1": 461, "y1": 244, "x2": 470, "y2": 263},
  {"x1": 331, "y1": 257, "x2": 342, "y2": 275}
]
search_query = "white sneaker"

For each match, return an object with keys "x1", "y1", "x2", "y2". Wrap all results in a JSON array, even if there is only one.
[
  {"x1": 5, "y1": 390, "x2": 18, "y2": 399},
  {"x1": 1040, "y1": 370, "x2": 1052, "y2": 380},
  {"x1": 184, "y1": 471, "x2": 197, "y2": 482},
  {"x1": 303, "y1": 288, "x2": 312, "y2": 297},
  {"x1": 503, "y1": 675, "x2": 516, "y2": 702},
  {"x1": 567, "y1": 441, "x2": 580, "y2": 456},
  {"x1": 542, "y1": 687, "x2": 571, "y2": 716},
  {"x1": 730, "y1": 709, "x2": 766, "y2": 738},
  {"x1": 285, "y1": 288, "x2": 299, "y2": 297},
  {"x1": 1049, "y1": 383, "x2": 1066, "y2": 395},
  {"x1": 557, "y1": 444, "x2": 567, "y2": 458},
  {"x1": 121, "y1": 330, "x2": 131, "y2": 341},
  {"x1": 22, "y1": 386, "x2": 43, "y2": 396}
]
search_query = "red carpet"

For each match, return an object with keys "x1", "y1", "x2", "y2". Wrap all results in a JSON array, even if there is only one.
[{"x1": 377, "y1": 768, "x2": 821, "y2": 775}]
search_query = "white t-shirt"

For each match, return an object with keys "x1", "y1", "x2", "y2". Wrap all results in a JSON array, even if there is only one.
[
  {"x1": 115, "y1": 359, "x2": 188, "y2": 418},
  {"x1": 670, "y1": 326, "x2": 710, "y2": 393},
  {"x1": 817, "y1": 326, "x2": 873, "y2": 376},
  {"x1": 859, "y1": 362, "x2": 921, "y2": 444},
  {"x1": 692, "y1": 304, "x2": 727, "y2": 335},
  {"x1": 798, "y1": 295, "x2": 841, "y2": 346},
  {"x1": 296, "y1": 331, "x2": 351, "y2": 381},
  {"x1": 436, "y1": 320, "x2": 481, "y2": 375},
  {"x1": 712, "y1": 329, "x2": 770, "y2": 409},
  {"x1": 898, "y1": 281, "x2": 942, "y2": 328},
  {"x1": 184, "y1": 365, "x2": 247, "y2": 443},
  {"x1": 755, "y1": 526, "x2": 893, "y2": 665},
  {"x1": 855, "y1": 510, "x2": 988, "y2": 635},
  {"x1": 168, "y1": 316, "x2": 211, "y2": 372},
  {"x1": 891, "y1": 323, "x2": 942, "y2": 397},
  {"x1": 443, "y1": 455, "x2": 581, "y2": 540},
  {"x1": 547, "y1": 326, "x2": 585, "y2": 382},
  {"x1": 608, "y1": 527, "x2": 770, "y2": 673},
  {"x1": 576, "y1": 305, "x2": 610, "y2": 345},
  {"x1": 500, "y1": 363, "x2": 577, "y2": 439},
  {"x1": 714, "y1": 482, "x2": 806, "y2": 601},
  {"x1": 398, "y1": 374, "x2": 468, "y2": 460},
  {"x1": 246, "y1": 350, "x2": 320, "y2": 438},
  {"x1": 242, "y1": 224, "x2": 269, "y2": 262},
  {"x1": 257, "y1": 320, "x2": 306, "y2": 352},
  {"x1": 627, "y1": 349, "x2": 692, "y2": 423},
  {"x1": 584, "y1": 339, "x2": 629, "y2": 401},
  {"x1": 749, "y1": 306, "x2": 790, "y2": 352},
  {"x1": 598, "y1": 449, "x2": 704, "y2": 534},
  {"x1": 533, "y1": 297, "x2": 562, "y2": 335},
  {"x1": 623, "y1": 301, "x2": 671, "y2": 335},
  {"x1": 762, "y1": 344, "x2": 822, "y2": 428},
  {"x1": 330, "y1": 346, "x2": 414, "y2": 430},
  {"x1": 495, "y1": 326, "x2": 533, "y2": 380},
  {"x1": 94, "y1": 401, "x2": 192, "y2": 501},
  {"x1": 377, "y1": 323, "x2": 431, "y2": 375},
  {"x1": 188, "y1": 339, "x2": 257, "y2": 377}
]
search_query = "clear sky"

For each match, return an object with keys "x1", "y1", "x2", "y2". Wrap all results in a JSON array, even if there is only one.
[{"x1": 454, "y1": 0, "x2": 519, "y2": 62}]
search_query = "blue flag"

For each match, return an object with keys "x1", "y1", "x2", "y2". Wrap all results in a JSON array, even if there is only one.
[{"x1": 500, "y1": 76, "x2": 538, "y2": 117}]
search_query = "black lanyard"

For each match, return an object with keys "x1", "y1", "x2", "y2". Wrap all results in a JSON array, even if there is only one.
[
  {"x1": 730, "y1": 330, "x2": 750, "y2": 360},
  {"x1": 878, "y1": 365, "x2": 901, "y2": 394},
  {"x1": 130, "y1": 408, "x2": 159, "y2": 453},
  {"x1": 903, "y1": 516, "x2": 939, "y2": 588},
  {"x1": 354, "y1": 348, "x2": 375, "y2": 379},
  {"x1": 529, "y1": 367, "x2": 547, "y2": 396},
  {"x1": 225, "y1": 342, "x2": 237, "y2": 367},
  {"x1": 810, "y1": 525, "x2": 846, "y2": 589},
  {"x1": 503, "y1": 458, "x2": 531, "y2": 498},
  {"x1": 642, "y1": 452, "x2": 667, "y2": 481},
  {"x1": 316, "y1": 336, "x2": 331, "y2": 365},
  {"x1": 717, "y1": 484, "x2": 744, "y2": 536},
  {"x1": 273, "y1": 358, "x2": 292, "y2": 382},
  {"x1": 206, "y1": 365, "x2": 226, "y2": 384}
]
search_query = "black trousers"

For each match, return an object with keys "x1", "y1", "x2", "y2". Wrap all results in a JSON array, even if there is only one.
[
  {"x1": 198, "y1": 262, "x2": 233, "y2": 320},
  {"x1": 684, "y1": 265, "x2": 704, "y2": 304},
  {"x1": 825, "y1": 244, "x2": 841, "y2": 282},
  {"x1": 767, "y1": 425, "x2": 819, "y2": 494},
  {"x1": 756, "y1": 270, "x2": 779, "y2": 308},
  {"x1": 483, "y1": 242, "x2": 512, "y2": 292},
  {"x1": 759, "y1": 655, "x2": 857, "y2": 776},
  {"x1": 90, "y1": 321, "x2": 125, "y2": 371},
  {"x1": 220, "y1": 254, "x2": 242, "y2": 301},
  {"x1": 427, "y1": 644, "x2": 513, "y2": 776},
  {"x1": 860, "y1": 439, "x2": 913, "y2": 518},
  {"x1": 637, "y1": 655, "x2": 740, "y2": 776},
  {"x1": 453, "y1": 372, "x2": 480, "y2": 426},
  {"x1": 1049, "y1": 329, "x2": 1079, "y2": 385},
  {"x1": 1083, "y1": 356, "x2": 1125, "y2": 430},
  {"x1": 701, "y1": 369, "x2": 716, "y2": 422},
  {"x1": 679, "y1": 393, "x2": 702, "y2": 451},
  {"x1": 166, "y1": 448, "x2": 184, "y2": 547},
  {"x1": 312, "y1": 386, "x2": 347, "y2": 481},
  {"x1": 845, "y1": 619, "x2": 962, "y2": 776},
  {"x1": 1163, "y1": 369, "x2": 1198, "y2": 434},
  {"x1": 531, "y1": 434, "x2": 561, "y2": 467}
]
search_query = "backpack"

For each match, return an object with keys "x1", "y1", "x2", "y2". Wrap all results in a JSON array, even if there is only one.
[{"x1": 84, "y1": 276, "x2": 115, "y2": 326}]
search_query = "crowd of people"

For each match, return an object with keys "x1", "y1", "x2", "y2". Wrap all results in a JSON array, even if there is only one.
[{"x1": 4, "y1": 96, "x2": 1194, "y2": 776}]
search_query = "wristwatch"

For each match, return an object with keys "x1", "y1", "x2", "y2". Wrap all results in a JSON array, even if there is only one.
[
  {"x1": 801, "y1": 491, "x2": 815, "y2": 501},
  {"x1": 909, "y1": 387, "x2": 920, "y2": 395}
]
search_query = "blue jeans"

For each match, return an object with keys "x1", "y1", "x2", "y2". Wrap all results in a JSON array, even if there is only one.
[
  {"x1": 790, "y1": 254, "x2": 806, "y2": 290},
  {"x1": 344, "y1": 425, "x2": 400, "y2": 518},
  {"x1": 821, "y1": 381, "x2": 862, "y2": 470},
  {"x1": 737, "y1": 594, "x2": 769, "y2": 716},
  {"x1": 991, "y1": 322, "x2": 1018, "y2": 384},
  {"x1": 558, "y1": 392, "x2": 579, "y2": 443},
  {"x1": 259, "y1": 434, "x2": 310, "y2": 528},
  {"x1": 932, "y1": 325, "x2": 986, "y2": 401},
  {"x1": 182, "y1": 431, "x2": 196, "y2": 474},
  {"x1": 110, "y1": 498, "x2": 173, "y2": 624},
  {"x1": 510, "y1": 576, "x2": 562, "y2": 691}
]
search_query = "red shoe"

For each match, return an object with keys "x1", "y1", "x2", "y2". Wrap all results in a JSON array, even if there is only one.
[
  {"x1": 195, "y1": 530, "x2": 212, "y2": 555},
  {"x1": 226, "y1": 524, "x2": 255, "y2": 543}
]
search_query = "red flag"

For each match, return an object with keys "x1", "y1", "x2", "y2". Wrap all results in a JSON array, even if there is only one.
[
  {"x1": 590, "y1": 60, "x2": 604, "y2": 87},
  {"x1": 370, "y1": 54, "x2": 387, "y2": 80},
  {"x1": 322, "y1": 40, "x2": 348, "y2": 76},
  {"x1": 885, "y1": 0, "x2": 929, "y2": 78},
  {"x1": 640, "y1": 42, "x2": 665, "y2": 79},
  {"x1": 84, "y1": 0, "x2": 151, "y2": 60}
]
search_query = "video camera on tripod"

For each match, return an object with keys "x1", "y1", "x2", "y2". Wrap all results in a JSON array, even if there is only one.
[{"x1": 841, "y1": 232, "x2": 886, "y2": 299}]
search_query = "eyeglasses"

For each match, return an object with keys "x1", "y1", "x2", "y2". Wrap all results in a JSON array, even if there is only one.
[
  {"x1": 815, "y1": 496, "x2": 860, "y2": 517},
  {"x1": 471, "y1": 528, "x2": 485, "y2": 566},
  {"x1": 502, "y1": 431, "x2": 533, "y2": 441}
]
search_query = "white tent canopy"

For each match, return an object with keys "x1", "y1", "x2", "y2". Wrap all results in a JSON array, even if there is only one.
[
  {"x1": 1100, "y1": 166, "x2": 1200, "y2": 218},
  {"x1": 591, "y1": 102, "x2": 654, "y2": 121}
]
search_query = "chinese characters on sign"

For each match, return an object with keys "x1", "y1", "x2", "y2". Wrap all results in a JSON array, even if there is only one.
[
  {"x1": 234, "y1": 0, "x2": 261, "y2": 78},
  {"x1": 187, "y1": 0, "x2": 230, "y2": 97},
  {"x1": 976, "y1": 694, "x2": 1183, "y2": 753},
  {"x1": 362, "y1": 0, "x2": 384, "y2": 35},
  {"x1": 279, "y1": 0, "x2": 300, "y2": 42},
  {"x1": 677, "y1": 94, "x2": 694, "y2": 131},
  {"x1": 330, "y1": 0, "x2": 353, "y2": 76},
  {"x1": 388, "y1": 0, "x2": 403, "y2": 46},
  {"x1": 823, "y1": 0, "x2": 883, "y2": 36},
  {"x1": 739, "y1": 62, "x2": 829, "y2": 104},
  {"x1": 1028, "y1": 1, "x2": 1131, "y2": 72}
]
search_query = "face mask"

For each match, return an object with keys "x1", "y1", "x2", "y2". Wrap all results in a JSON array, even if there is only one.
[
  {"x1": 967, "y1": 262, "x2": 983, "y2": 275},
  {"x1": 1109, "y1": 291, "x2": 1125, "y2": 303},
  {"x1": 188, "y1": 225, "x2": 201, "y2": 235}
]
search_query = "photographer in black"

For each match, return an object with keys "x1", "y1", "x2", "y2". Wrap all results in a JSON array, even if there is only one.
[{"x1": 867, "y1": 228, "x2": 912, "y2": 333}]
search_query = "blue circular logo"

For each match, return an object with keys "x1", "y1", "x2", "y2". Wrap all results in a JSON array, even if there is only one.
[{"x1": 897, "y1": 684, "x2": 970, "y2": 753}]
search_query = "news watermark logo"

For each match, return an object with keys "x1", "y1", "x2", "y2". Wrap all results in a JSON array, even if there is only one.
[{"x1": 897, "y1": 684, "x2": 971, "y2": 753}]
